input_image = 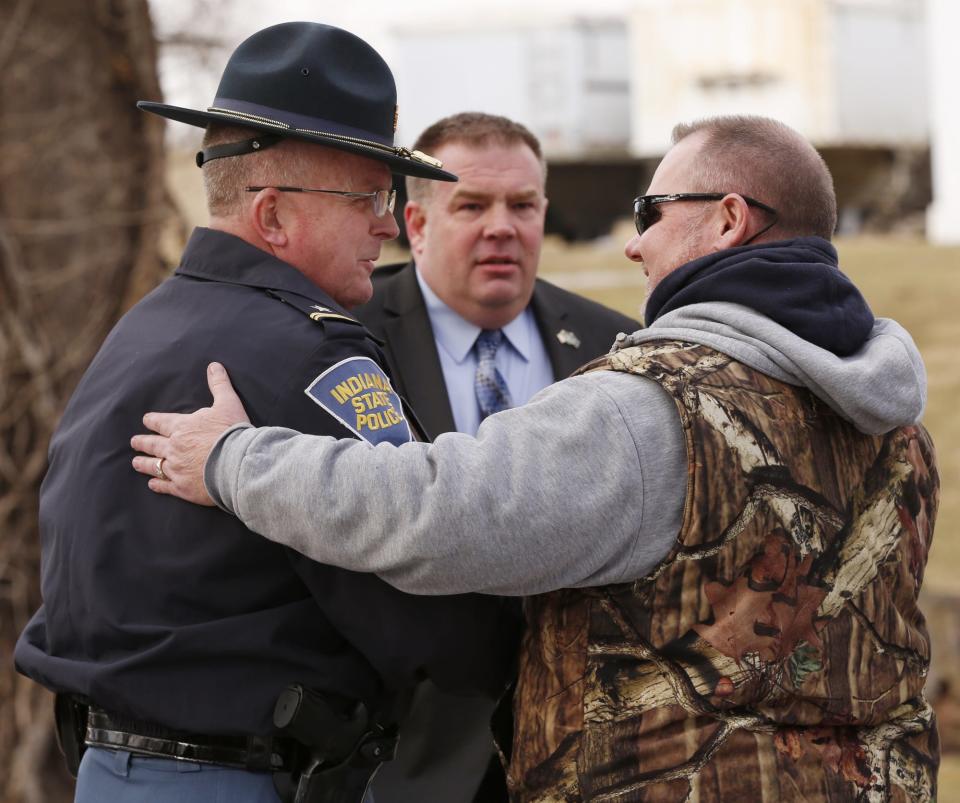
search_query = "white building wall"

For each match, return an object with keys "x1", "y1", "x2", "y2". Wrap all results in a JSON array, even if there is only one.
[
  {"x1": 628, "y1": 0, "x2": 834, "y2": 156},
  {"x1": 526, "y1": 27, "x2": 584, "y2": 153},
  {"x1": 832, "y1": 0, "x2": 927, "y2": 144},
  {"x1": 628, "y1": 0, "x2": 927, "y2": 156},
  {"x1": 575, "y1": 22, "x2": 631, "y2": 151},
  {"x1": 391, "y1": 29, "x2": 534, "y2": 145},
  {"x1": 391, "y1": 20, "x2": 630, "y2": 156},
  {"x1": 926, "y1": 0, "x2": 960, "y2": 243}
]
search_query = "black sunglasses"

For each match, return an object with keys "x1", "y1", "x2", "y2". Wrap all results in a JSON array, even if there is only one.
[{"x1": 633, "y1": 193, "x2": 778, "y2": 236}]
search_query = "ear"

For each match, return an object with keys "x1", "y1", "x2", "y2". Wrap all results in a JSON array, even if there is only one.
[
  {"x1": 715, "y1": 194, "x2": 753, "y2": 249},
  {"x1": 247, "y1": 188, "x2": 289, "y2": 249},
  {"x1": 404, "y1": 201, "x2": 428, "y2": 256}
]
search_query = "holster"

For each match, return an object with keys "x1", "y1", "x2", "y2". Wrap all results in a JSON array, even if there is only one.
[
  {"x1": 272, "y1": 685, "x2": 398, "y2": 803},
  {"x1": 53, "y1": 694, "x2": 89, "y2": 778}
]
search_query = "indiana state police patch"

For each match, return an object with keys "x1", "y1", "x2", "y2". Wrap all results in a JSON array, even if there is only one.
[{"x1": 305, "y1": 357, "x2": 412, "y2": 446}]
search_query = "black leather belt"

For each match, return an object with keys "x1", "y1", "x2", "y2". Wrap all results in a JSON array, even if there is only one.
[{"x1": 85, "y1": 707, "x2": 300, "y2": 772}]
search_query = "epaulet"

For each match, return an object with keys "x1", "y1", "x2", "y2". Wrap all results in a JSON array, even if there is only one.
[{"x1": 266, "y1": 289, "x2": 363, "y2": 327}]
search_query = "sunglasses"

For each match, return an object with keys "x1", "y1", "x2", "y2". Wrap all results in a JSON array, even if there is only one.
[
  {"x1": 246, "y1": 186, "x2": 397, "y2": 218},
  {"x1": 633, "y1": 193, "x2": 778, "y2": 236}
]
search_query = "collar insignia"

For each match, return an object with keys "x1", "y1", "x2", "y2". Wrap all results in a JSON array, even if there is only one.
[{"x1": 308, "y1": 304, "x2": 356, "y2": 325}]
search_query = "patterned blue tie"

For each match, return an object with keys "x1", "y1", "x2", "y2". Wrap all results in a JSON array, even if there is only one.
[{"x1": 474, "y1": 329, "x2": 513, "y2": 420}]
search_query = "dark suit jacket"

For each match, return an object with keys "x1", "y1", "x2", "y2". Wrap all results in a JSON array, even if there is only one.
[{"x1": 355, "y1": 261, "x2": 641, "y2": 438}]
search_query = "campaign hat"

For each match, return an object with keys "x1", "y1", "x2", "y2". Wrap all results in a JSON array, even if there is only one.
[{"x1": 137, "y1": 22, "x2": 455, "y2": 181}]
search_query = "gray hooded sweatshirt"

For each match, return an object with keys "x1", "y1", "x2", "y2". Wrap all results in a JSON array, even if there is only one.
[{"x1": 205, "y1": 302, "x2": 927, "y2": 596}]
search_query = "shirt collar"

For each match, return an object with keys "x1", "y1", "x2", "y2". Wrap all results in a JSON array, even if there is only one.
[
  {"x1": 501, "y1": 308, "x2": 534, "y2": 362},
  {"x1": 415, "y1": 266, "x2": 533, "y2": 364}
]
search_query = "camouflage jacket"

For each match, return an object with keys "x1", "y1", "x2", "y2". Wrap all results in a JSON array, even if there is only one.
[{"x1": 507, "y1": 340, "x2": 939, "y2": 802}]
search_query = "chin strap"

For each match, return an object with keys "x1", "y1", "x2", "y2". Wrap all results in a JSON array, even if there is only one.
[{"x1": 196, "y1": 134, "x2": 283, "y2": 167}]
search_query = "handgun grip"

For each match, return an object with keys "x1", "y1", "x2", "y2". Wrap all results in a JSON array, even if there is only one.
[{"x1": 274, "y1": 684, "x2": 370, "y2": 759}]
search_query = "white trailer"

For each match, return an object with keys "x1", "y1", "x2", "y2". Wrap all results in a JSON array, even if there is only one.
[
  {"x1": 391, "y1": 18, "x2": 631, "y2": 157},
  {"x1": 627, "y1": 0, "x2": 928, "y2": 156}
]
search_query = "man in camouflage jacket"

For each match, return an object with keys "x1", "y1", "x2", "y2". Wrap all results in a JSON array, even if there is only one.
[{"x1": 133, "y1": 115, "x2": 940, "y2": 802}]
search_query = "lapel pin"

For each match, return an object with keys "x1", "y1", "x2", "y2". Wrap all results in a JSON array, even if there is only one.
[{"x1": 556, "y1": 329, "x2": 581, "y2": 349}]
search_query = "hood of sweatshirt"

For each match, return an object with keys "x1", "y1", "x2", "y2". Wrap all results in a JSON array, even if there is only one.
[{"x1": 621, "y1": 301, "x2": 926, "y2": 434}]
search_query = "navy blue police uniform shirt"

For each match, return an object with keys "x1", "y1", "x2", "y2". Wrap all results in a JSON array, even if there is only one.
[{"x1": 14, "y1": 228, "x2": 519, "y2": 735}]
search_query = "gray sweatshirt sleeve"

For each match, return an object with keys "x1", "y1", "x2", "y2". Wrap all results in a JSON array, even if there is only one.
[{"x1": 207, "y1": 372, "x2": 686, "y2": 596}]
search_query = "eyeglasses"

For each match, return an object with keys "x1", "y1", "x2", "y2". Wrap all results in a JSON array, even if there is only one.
[
  {"x1": 633, "y1": 193, "x2": 778, "y2": 236},
  {"x1": 246, "y1": 186, "x2": 397, "y2": 218}
]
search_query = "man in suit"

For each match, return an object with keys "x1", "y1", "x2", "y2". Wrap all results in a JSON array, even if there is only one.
[
  {"x1": 355, "y1": 112, "x2": 639, "y2": 803},
  {"x1": 357, "y1": 112, "x2": 638, "y2": 437}
]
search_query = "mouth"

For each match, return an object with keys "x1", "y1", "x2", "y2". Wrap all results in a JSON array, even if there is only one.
[{"x1": 476, "y1": 256, "x2": 519, "y2": 271}]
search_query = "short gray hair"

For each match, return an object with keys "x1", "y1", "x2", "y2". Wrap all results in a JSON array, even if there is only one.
[
  {"x1": 671, "y1": 115, "x2": 837, "y2": 240},
  {"x1": 201, "y1": 125, "x2": 313, "y2": 217}
]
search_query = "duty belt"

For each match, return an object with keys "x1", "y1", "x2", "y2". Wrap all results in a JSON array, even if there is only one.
[{"x1": 85, "y1": 706, "x2": 300, "y2": 772}]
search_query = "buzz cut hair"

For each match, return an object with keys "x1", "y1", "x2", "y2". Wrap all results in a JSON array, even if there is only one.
[
  {"x1": 406, "y1": 112, "x2": 546, "y2": 204},
  {"x1": 671, "y1": 115, "x2": 837, "y2": 241},
  {"x1": 200, "y1": 124, "x2": 314, "y2": 217}
]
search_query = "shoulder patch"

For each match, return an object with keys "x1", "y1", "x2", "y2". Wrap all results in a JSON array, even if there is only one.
[{"x1": 305, "y1": 357, "x2": 412, "y2": 446}]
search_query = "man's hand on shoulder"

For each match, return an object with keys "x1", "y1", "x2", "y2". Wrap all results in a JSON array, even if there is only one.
[{"x1": 131, "y1": 362, "x2": 250, "y2": 506}]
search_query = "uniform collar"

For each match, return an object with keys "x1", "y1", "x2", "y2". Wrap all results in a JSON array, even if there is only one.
[{"x1": 176, "y1": 227, "x2": 351, "y2": 313}]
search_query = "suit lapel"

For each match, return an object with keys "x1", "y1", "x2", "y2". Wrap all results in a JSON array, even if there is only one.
[
  {"x1": 381, "y1": 265, "x2": 457, "y2": 438},
  {"x1": 530, "y1": 281, "x2": 585, "y2": 380}
]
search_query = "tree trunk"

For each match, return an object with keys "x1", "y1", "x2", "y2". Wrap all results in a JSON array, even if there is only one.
[{"x1": 0, "y1": 0, "x2": 173, "y2": 799}]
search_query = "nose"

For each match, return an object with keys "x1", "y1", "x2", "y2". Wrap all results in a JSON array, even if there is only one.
[
  {"x1": 372, "y1": 209, "x2": 400, "y2": 240},
  {"x1": 624, "y1": 233, "x2": 643, "y2": 263},
  {"x1": 482, "y1": 204, "x2": 517, "y2": 240}
]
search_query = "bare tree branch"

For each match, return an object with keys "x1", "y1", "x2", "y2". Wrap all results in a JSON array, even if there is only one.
[{"x1": 0, "y1": 1, "x2": 177, "y2": 800}]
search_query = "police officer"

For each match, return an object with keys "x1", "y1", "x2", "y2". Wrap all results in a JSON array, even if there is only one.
[{"x1": 14, "y1": 22, "x2": 518, "y2": 803}]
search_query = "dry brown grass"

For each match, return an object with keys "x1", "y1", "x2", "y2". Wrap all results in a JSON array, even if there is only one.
[{"x1": 943, "y1": 755, "x2": 960, "y2": 796}]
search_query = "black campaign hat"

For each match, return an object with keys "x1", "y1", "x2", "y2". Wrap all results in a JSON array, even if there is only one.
[{"x1": 138, "y1": 22, "x2": 455, "y2": 181}]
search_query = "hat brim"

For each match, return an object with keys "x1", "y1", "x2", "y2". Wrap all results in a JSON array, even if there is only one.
[{"x1": 138, "y1": 101, "x2": 457, "y2": 181}]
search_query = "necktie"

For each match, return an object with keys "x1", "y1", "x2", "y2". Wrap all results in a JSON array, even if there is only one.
[{"x1": 474, "y1": 329, "x2": 513, "y2": 420}]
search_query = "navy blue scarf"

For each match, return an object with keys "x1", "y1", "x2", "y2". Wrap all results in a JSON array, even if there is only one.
[{"x1": 644, "y1": 237, "x2": 874, "y2": 357}]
